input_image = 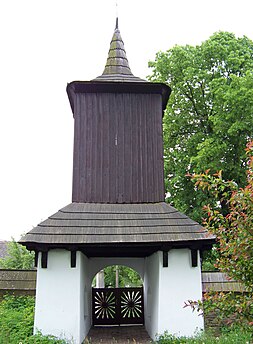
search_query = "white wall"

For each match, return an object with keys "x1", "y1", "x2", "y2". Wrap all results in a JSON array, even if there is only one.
[
  {"x1": 144, "y1": 250, "x2": 203, "y2": 340},
  {"x1": 143, "y1": 252, "x2": 160, "y2": 340},
  {"x1": 34, "y1": 249, "x2": 203, "y2": 342},
  {"x1": 89, "y1": 257, "x2": 145, "y2": 282},
  {"x1": 35, "y1": 253, "x2": 145, "y2": 343},
  {"x1": 79, "y1": 253, "x2": 91, "y2": 342},
  {"x1": 34, "y1": 250, "x2": 90, "y2": 343},
  {"x1": 157, "y1": 249, "x2": 204, "y2": 337}
]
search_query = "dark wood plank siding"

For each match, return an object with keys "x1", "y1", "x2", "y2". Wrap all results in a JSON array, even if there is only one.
[
  {"x1": 0, "y1": 269, "x2": 36, "y2": 298},
  {"x1": 72, "y1": 93, "x2": 164, "y2": 203}
]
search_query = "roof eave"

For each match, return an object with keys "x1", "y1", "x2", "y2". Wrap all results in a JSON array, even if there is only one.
[
  {"x1": 20, "y1": 238, "x2": 215, "y2": 257},
  {"x1": 66, "y1": 81, "x2": 171, "y2": 115}
]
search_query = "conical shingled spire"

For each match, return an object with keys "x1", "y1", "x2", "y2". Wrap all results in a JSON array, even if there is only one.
[{"x1": 94, "y1": 18, "x2": 145, "y2": 82}]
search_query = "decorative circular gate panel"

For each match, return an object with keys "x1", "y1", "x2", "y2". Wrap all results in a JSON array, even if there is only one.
[
  {"x1": 92, "y1": 287, "x2": 144, "y2": 325},
  {"x1": 93, "y1": 290, "x2": 116, "y2": 321}
]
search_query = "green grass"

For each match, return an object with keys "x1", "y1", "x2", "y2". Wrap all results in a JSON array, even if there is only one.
[{"x1": 155, "y1": 328, "x2": 252, "y2": 343}]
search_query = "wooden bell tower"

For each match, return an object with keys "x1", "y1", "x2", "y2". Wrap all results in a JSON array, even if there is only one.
[
  {"x1": 67, "y1": 19, "x2": 170, "y2": 204},
  {"x1": 20, "y1": 19, "x2": 215, "y2": 344}
]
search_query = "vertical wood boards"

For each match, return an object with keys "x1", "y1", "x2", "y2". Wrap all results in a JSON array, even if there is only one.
[{"x1": 72, "y1": 92, "x2": 164, "y2": 203}]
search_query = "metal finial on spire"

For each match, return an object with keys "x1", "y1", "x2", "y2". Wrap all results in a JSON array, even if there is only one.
[
  {"x1": 116, "y1": 0, "x2": 118, "y2": 24},
  {"x1": 115, "y1": 17, "x2": 118, "y2": 30}
]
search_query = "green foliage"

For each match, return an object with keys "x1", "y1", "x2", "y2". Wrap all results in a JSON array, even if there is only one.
[
  {"x1": 0, "y1": 295, "x2": 69, "y2": 343},
  {"x1": 103, "y1": 265, "x2": 142, "y2": 287},
  {"x1": 149, "y1": 31, "x2": 253, "y2": 224},
  {"x1": 0, "y1": 295, "x2": 34, "y2": 343},
  {"x1": 201, "y1": 248, "x2": 219, "y2": 272},
  {"x1": 155, "y1": 328, "x2": 252, "y2": 343},
  {"x1": 191, "y1": 141, "x2": 253, "y2": 326},
  {"x1": 0, "y1": 239, "x2": 34, "y2": 269},
  {"x1": 23, "y1": 333, "x2": 69, "y2": 344}
]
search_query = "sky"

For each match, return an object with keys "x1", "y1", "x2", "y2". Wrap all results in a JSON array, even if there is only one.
[{"x1": 0, "y1": 0, "x2": 252, "y2": 241}]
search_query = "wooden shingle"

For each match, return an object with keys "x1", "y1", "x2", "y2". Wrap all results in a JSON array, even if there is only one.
[
  {"x1": 20, "y1": 202, "x2": 215, "y2": 256},
  {"x1": 94, "y1": 18, "x2": 145, "y2": 83}
]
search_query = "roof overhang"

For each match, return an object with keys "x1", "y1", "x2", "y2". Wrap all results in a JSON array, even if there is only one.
[
  {"x1": 23, "y1": 240, "x2": 215, "y2": 258},
  {"x1": 20, "y1": 202, "x2": 216, "y2": 256},
  {"x1": 66, "y1": 81, "x2": 171, "y2": 115}
]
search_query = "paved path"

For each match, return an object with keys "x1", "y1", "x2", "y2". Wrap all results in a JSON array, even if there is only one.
[{"x1": 85, "y1": 326, "x2": 153, "y2": 343}]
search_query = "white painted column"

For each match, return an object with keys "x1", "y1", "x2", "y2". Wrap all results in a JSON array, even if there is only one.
[
  {"x1": 144, "y1": 252, "x2": 160, "y2": 340},
  {"x1": 144, "y1": 249, "x2": 203, "y2": 340},
  {"x1": 34, "y1": 250, "x2": 91, "y2": 344},
  {"x1": 79, "y1": 252, "x2": 91, "y2": 341},
  {"x1": 157, "y1": 249, "x2": 204, "y2": 337}
]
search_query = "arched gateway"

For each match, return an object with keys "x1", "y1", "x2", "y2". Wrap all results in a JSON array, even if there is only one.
[{"x1": 20, "y1": 19, "x2": 215, "y2": 343}]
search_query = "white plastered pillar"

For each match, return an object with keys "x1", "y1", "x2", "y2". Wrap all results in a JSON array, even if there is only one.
[
  {"x1": 34, "y1": 250, "x2": 91, "y2": 344},
  {"x1": 144, "y1": 252, "x2": 160, "y2": 340},
  {"x1": 144, "y1": 249, "x2": 203, "y2": 340}
]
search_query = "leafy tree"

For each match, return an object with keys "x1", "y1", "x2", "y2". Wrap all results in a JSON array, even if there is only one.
[
  {"x1": 189, "y1": 141, "x2": 253, "y2": 326},
  {"x1": 149, "y1": 31, "x2": 253, "y2": 223},
  {"x1": 0, "y1": 239, "x2": 34, "y2": 270},
  {"x1": 103, "y1": 265, "x2": 142, "y2": 288}
]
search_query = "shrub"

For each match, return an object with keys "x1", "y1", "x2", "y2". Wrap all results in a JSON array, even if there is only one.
[
  {"x1": 0, "y1": 295, "x2": 34, "y2": 343},
  {"x1": 190, "y1": 141, "x2": 253, "y2": 325},
  {"x1": 0, "y1": 295, "x2": 69, "y2": 343},
  {"x1": 22, "y1": 332, "x2": 69, "y2": 344}
]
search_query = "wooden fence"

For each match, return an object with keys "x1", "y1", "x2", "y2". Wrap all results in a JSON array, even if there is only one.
[
  {"x1": 202, "y1": 271, "x2": 245, "y2": 292},
  {"x1": 0, "y1": 269, "x2": 244, "y2": 297},
  {"x1": 0, "y1": 269, "x2": 36, "y2": 299}
]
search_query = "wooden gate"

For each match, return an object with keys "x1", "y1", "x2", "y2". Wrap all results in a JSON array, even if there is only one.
[{"x1": 92, "y1": 287, "x2": 144, "y2": 326}]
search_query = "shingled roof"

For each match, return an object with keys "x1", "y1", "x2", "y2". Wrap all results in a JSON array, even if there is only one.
[
  {"x1": 20, "y1": 202, "x2": 215, "y2": 256},
  {"x1": 94, "y1": 18, "x2": 145, "y2": 83}
]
